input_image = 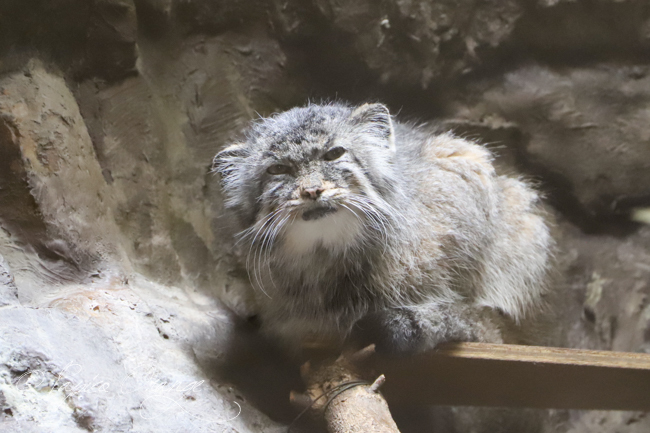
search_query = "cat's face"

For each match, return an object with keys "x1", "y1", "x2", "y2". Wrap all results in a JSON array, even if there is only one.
[{"x1": 214, "y1": 103, "x2": 399, "y2": 254}]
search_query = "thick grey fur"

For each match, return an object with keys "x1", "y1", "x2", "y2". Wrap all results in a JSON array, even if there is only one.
[{"x1": 214, "y1": 102, "x2": 553, "y2": 354}]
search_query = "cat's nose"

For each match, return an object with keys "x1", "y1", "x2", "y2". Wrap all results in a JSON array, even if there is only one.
[{"x1": 301, "y1": 186, "x2": 325, "y2": 200}]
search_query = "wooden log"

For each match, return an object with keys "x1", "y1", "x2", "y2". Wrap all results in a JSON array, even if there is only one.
[
  {"x1": 298, "y1": 350, "x2": 402, "y2": 433},
  {"x1": 372, "y1": 342, "x2": 650, "y2": 411}
]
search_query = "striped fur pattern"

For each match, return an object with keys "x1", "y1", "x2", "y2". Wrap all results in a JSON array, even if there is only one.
[{"x1": 214, "y1": 103, "x2": 553, "y2": 353}]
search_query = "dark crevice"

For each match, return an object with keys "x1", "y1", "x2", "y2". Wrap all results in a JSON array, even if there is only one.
[
  {"x1": 133, "y1": 0, "x2": 173, "y2": 40},
  {"x1": 277, "y1": 18, "x2": 448, "y2": 120},
  {"x1": 440, "y1": 0, "x2": 650, "y2": 91},
  {"x1": 0, "y1": 0, "x2": 137, "y2": 83}
]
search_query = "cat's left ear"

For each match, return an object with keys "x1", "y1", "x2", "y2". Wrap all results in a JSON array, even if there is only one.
[
  {"x1": 349, "y1": 103, "x2": 395, "y2": 152},
  {"x1": 212, "y1": 143, "x2": 247, "y2": 174}
]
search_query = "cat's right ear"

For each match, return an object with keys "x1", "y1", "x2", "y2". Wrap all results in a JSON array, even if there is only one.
[
  {"x1": 212, "y1": 143, "x2": 247, "y2": 174},
  {"x1": 349, "y1": 103, "x2": 395, "y2": 152}
]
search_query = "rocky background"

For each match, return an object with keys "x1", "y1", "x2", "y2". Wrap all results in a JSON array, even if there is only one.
[{"x1": 1, "y1": 0, "x2": 650, "y2": 432}]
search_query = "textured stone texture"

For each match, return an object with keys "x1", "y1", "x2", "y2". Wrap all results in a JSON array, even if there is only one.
[
  {"x1": 0, "y1": 0, "x2": 650, "y2": 432},
  {"x1": 0, "y1": 0, "x2": 138, "y2": 82},
  {"x1": 274, "y1": 0, "x2": 523, "y2": 88},
  {"x1": 0, "y1": 62, "x2": 282, "y2": 433},
  {"x1": 0, "y1": 255, "x2": 17, "y2": 307},
  {"x1": 451, "y1": 64, "x2": 650, "y2": 231}
]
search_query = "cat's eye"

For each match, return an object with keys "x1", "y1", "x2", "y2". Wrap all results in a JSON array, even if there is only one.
[
  {"x1": 323, "y1": 146, "x2": 346, "y2": 161},
  {"x1": 267, "y1": 164, "x2": 291, "y2": 175}
]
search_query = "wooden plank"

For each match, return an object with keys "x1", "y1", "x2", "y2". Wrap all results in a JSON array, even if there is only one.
[{"x1": 372, "y1": 342, "x2": 650, "y2": 411}]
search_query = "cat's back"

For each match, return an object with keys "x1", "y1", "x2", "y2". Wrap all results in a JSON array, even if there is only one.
[
  {"x1": 393, "y1": 123, "x2": 500, "y2": 242},
  {"x1": 391, "y1": 122, "x2": 552, "y2": 316}
]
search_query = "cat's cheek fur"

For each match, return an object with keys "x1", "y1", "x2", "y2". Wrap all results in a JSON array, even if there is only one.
[{"x1": 281, "y1": 207, "x2": 364, "y2": 254}]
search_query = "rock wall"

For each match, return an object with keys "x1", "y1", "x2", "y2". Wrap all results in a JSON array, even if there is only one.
[{"x1": 0, "y1": 1, "x2": 649, "y2": 432}]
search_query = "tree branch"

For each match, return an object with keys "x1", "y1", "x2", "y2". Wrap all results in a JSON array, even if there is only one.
[{"x1": 295, "y1": 346, "x2": 401, "y2": 433}]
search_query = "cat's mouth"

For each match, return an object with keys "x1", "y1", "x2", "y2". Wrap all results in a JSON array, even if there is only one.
[{"x1": 301, "y1": 204, "x2": 338, "y2": 221}]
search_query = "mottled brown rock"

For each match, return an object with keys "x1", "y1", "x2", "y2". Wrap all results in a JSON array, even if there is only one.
[
  {"x1": 452, "y1": 64, "x2": 650, "y2": 228},
  {"x1": 1, "y1": 1, "x2": 650, "y2": 432}
]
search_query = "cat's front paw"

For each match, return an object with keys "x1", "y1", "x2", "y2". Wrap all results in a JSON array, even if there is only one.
[{"x1": 347, "y1": 308, "x2": 423, "y2": 356}]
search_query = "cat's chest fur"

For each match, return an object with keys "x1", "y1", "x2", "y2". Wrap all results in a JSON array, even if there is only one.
[
  {"x1": 270, "y1": 238, "x2": 377, "y2": 302},
  {"x1": 280, "y1": 206, "x2": 364, "y2": 255}
]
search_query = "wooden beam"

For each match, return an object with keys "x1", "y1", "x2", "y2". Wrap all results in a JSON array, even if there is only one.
[{"x1": 372, "y1": 342, "x2": 650, "y2": 411}]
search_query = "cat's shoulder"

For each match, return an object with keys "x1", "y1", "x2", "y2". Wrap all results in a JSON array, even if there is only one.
[{"x1": 395, "y1": 123, "x2": 496, "y2": 185}]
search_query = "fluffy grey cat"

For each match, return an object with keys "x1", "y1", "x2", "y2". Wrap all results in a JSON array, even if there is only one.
[{"x1": 214, "y1": 102, "x2": 552, "y2": 355}]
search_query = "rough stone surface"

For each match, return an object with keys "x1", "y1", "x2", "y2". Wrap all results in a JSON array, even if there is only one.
[
  {"x1": 452, "y1": 64, "x2": 650, "y2": 230},
  {"x1": 0, "y1": 62, "x2": 283, "y2": 432},
  {"x1": 0, "y1": 0, "x2": 138, "y2": 82},
  {"x1": 275, "y1": 0, "x2": 523, "y2": 89},
  {"x1": 0, "y1": 276, "x2": 284, "y2": 433},
  {"x1": 0, "y1": 255, "x2": 17, "y2": 307},
  {"x1": 1, "y1": 1, "x2": 650, "y2": 432}
]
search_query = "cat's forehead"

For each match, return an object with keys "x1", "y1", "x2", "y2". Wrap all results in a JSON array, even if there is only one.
[
  {"x1": 249, "y1": 105, "x2": 351, "y2": 154},
  {"x1": 266, "y1": 122, "x2": 330, "y2": 150}
]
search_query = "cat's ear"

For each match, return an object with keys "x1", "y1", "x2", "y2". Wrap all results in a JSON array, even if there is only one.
[
  {"x1": 212, "y1": 143, "x2": 247, "y2": 174},
  {"x1": 349, "y1": 103, "x2": 395, "y2": 151}
]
